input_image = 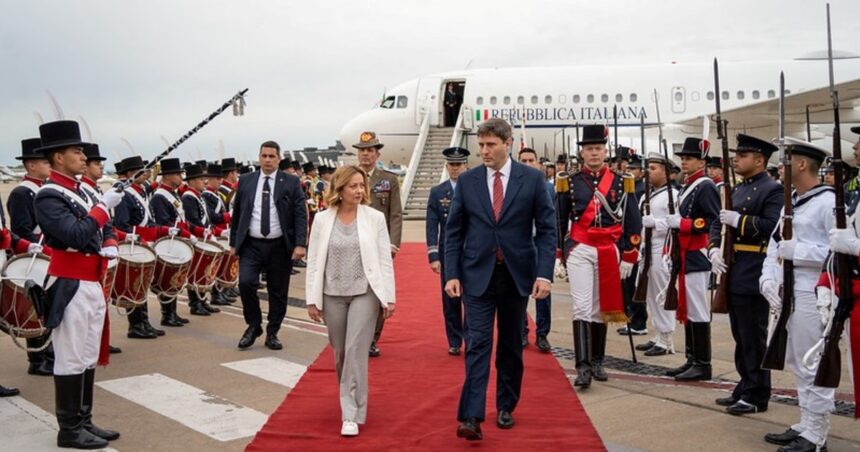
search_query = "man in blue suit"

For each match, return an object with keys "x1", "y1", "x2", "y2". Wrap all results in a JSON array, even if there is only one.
[
  {"x1": 426, "y1": 146, "x2": 469, "y2": 356},
  {"x1": 445, "y1": 118, "x2": 557, "y2": 440}
]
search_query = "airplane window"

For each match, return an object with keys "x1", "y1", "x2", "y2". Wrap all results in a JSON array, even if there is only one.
[
  {"x1": 721, "y1": 91, "x2": 729, "y2": 100},
  {"x1": 601, "y1": 94, "x2": 609, "y2": 103},
  {"x1": 396, "y1": 96, "x2": 408, "y2": 108},
  {"x1": 707, "y1": 91, "x2": 714, "y2": 101},
  {"x1": 503, "y1": 96, "x2": 511, "y2": 105},
  {"x1": 490, "y1": 96, "x2": 498, "y2": 105},
  {"x1": 752, "y1": 90, "x2": 760, "y2": 100},
  {"x1": 587, "y1": 94, "x2": 594, "y2": 103},
  {"x1": 517, "y1": 95, "x2": 524, "y2": 105},
  {"x1": 531, "y1": 95, "x2": 538, "y2": 104},
  {"x1": 559, "y1": 94, "x2": 567, "y2": 104},
  {"x1": 736, "y1": 91, "x2": 745, "y2": 100},
  {"x1": 767, "y1": 90, "x2": 775, "y2": 98},
  {"x1": 476, "y1": 96, "x2": 484, "y2": 105},
  {"x1": 573, "y1": 94, "x2": 581, "y2": 103},
  {"x1": 691, "y1": 91, "x2": 700, "y2": 101},
  {"x1": 545, "y1": 95, "x2": 552, "y2": 104},
  {"x1": 674, "y1": 92, "x2": 683, "y2": 102},
  {"x1": 380, "y1": 96, "x2": 396, "y2": 109},
  {"x1": 630, "y1": 93, "x2": 638, "y2": 102},
  {"x1": 615, "y1": 94, "x2": 623, "y2": 103}
]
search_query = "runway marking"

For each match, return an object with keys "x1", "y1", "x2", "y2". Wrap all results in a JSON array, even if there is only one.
[
  {"x1": 97, "y1": 373, "x2": 267, "y2": 442},
  {"x1": 175, "y1": 299, "x2": 329, "y2": 337},
  {"x1": 0, "y1": 396, "x2": 117, "y2": 451},
  {"x1": 221, "y1": 357, "x2": 308, "y2": 388}
]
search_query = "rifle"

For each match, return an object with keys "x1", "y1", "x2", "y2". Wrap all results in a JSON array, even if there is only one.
[
  {"x1": 633, "y1": 112, "x2": 651, "y2": 303},
  {"x1": 613, "y1": 105, "x2": 620, "y2": 165},
  {"x1": 711, "y1": 59, "x2": 733, "y2": 314},
  {"x1": 762, "y1": 72, "x2": 792, "y2": 370},
  {"x1": 654, "y1": 90, "x2": 681, "y2": 310},
  {"x1": 815, "y1": 3, "x2": 854, "y2": 388},
  {"x1": 614, "y1": 104, "x2": 638, "y2": 362}
]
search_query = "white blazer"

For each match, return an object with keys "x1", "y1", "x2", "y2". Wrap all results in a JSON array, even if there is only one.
[{"x1": 305, "y1": 204, "x2": 396, "y2": 309}]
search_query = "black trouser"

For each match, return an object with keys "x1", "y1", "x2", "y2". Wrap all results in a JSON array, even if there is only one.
[
  {"x1": 728, "y1": 293, "x2": 771, "y2": 407},
  {"x1": 238, "y1": 237, "x2": 291, "y2": 335},
  {"x1": 439, "y1": 266, "x2": 466, "y2": 348},
  {"x1": 623, "y1": 263, "x2": 647, "y2": 330}
]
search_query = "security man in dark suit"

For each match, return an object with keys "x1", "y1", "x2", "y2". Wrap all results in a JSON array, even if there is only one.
[
  {"x1": 709, "y1": 134, "x2": 783, "y2": 415},
  {"x1": 230, "y1": 141, "x2": 308, "y2": 350},
  {"x1": 426, "y1": 146, "x2": 469, "y2": 355}
]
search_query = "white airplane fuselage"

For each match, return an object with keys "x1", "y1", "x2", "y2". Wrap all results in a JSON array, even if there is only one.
[{"x1": 340, "y1": 59, "x2": 860, "y2": 167}]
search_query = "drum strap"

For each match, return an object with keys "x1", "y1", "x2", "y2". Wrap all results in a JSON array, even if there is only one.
[
  {"x1": 154, "y1": 188, "x2": 185, "y2": 221},
  {"x1": 203, "y1": 190, "x2": 224, "y2": 214},
  {"x1": 41, "y1": 184, "x2": 94, "y2": 212},
  {"x1": 125, "y1": 187, "x2": 151, "y2": 226}
]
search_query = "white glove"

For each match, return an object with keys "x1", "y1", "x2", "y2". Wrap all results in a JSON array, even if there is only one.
[
  {"x1": 220, "y1": 229, "x2": 230, "y2": 239},
  {"x1": 642, "y1": 215, "x2": 656, "y2": 229},
  {"x1": 761, "y1": 279, "x2": 781, "y2": 312},
  {"x1": 719, "y1": 209, "x2": 741, "y2": 228},
  {"x1": 654, "y1": 219, "x2": 669, "y2": 235},
  {"x1": 828, "y1": 227, "x2": 860, "y2": 256},
  {"x1": 99, "y1": 246, "x2": 119, "y2": 259},
  {"x1": 101, "y1": 189, "x2": 124, "y2": 209},
  {"x1": 554, "y1": 258, "x2": 566, "y2": 280},
  {"x1": 666, "y1": 213, "x2": 681, "y2": 229},
  {"x1": 709, "y1": 248, "x2": 727, "y2": 275},
  {"x1": 662, "y1": 254, "x2": 673, "y2": 274},
  {"x1": 126, "y1": 233, "x2": 139, "y2": 243},
  {"x1": 778, "y1": 238, "x2": 796, "y2": 261},
  {"x1": 168, "y1": 227, "x2": 181, "y2": 237},
  {"x1": 619, "y1": 261, "x2": 634, "y2": 279},
  {"x1": 27, "y1": 243, "x2": 43, "y2": 254},
  {"x1": 815, "y1": 287, "x2": 836, "y2": 327},
  {"x1": 188, "y1": 235, "x2": 198, "y2": 245}
]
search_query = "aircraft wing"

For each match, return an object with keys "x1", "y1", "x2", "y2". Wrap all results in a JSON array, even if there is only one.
[{"x1": 673, "y1": 77, "x2": 860, "y2": 148}]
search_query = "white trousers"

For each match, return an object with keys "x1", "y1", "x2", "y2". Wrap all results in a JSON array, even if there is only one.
[
  {"x1": 645, "y1": 251, "x2": 676, "y2": 335},
  {"x1": 682, "y1": 271, "x2": 710, "y2": 323},
  {"x1": 786, "y1": 290, "x2": 834, "y2": 445},
  {"x1": 51, "y1": 281, "x2": 106, "y2": 376},
  {"x1": 567, "y1": 244, "x2": 612, "y2": 323}
]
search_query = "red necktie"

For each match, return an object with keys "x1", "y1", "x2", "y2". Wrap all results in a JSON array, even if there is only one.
[{"x1": 493, "y1": 171, "x2": 504, "y2": 261}]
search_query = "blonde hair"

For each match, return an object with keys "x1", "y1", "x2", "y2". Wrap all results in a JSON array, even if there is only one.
[{"x1": 325, "y1": 165, "x2": 370, "y2": 208}]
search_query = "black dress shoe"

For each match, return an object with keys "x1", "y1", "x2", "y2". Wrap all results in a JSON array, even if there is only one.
[
  {"x1": 238, "y1": 326, "x2": 263, "y2": 349},
  {"x1": 765, "y1": 428, "x2": 802, "y2": 446},
  {"x1": 536, "y1": 336, "x2": 551, "y2": 352},
  {"x1": 175, "y1": 312, "x2": 190, "y2": 323},
  {"x1": 109, "y1": 345, "x2": 122, "y2": 354},
  {"x1": 293, "y1": 259, "x2": 307, "y2": 268},
  {"x1": 715, "y1": 396, "x2": 738, "y2": 407},
  {"x1": 369, "y1": 343, "x2": 381, "y2": 357},
  {"x1": 635, "y1": 340, "x2": 656, "y2": 351},
  {"x1": 644, "y1": 345, "x2": 671, "y2": 356},
  {"x1": 521, "y1": 336, "x2": 529, "y2": 348},
  {"x1": 617, "y1": 326, "x2": 648, "y2": 336},
  {"x1": 726, "y1": 400, "x2": 767, "y2": 415},
  {"x1": 265, "y1": 334, "x2": 283, "y2": 350},
  {"x1": 448, "y1": 347, "x2": 461, "y2": 356},
  {"x1": 0, "y1": 385, "x2": 20, "y2": 397},
  {"x1": 28, "y1": 361, "x2": 53, "y2": 376},
  {"x1": 127, "y1": 324, "x2": 157, "y2": 339},
  {"x1": 290, "y1": 268, "x2": 299, "y2": 275},
  {"x1": 778, "y1": 437, "x2": 826, "y2": 452},
  {"x1": 456, "y1": 418, "x2": 482, "y2": 441},
  {"x1": 496, "y1": 410, "x2": 515, "y2": 429}
]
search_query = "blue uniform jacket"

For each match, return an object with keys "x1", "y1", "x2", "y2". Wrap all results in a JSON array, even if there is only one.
[
  {"x1": 8, "y1": 183, "x2": 40, "y2": 242},
  {"x1": 426, "y1": 180, "x2": 455, "y2": 264},
  {"x1": 677, "y1": 172, "x2": 720, "y2": 274}
]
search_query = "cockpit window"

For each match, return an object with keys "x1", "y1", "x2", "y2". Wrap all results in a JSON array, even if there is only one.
[
  {"x1": 380, "y1": 96, "x2": 396, "y2": 109},
  {"x1": 396, "y1": 96, "x2": 408, "y2": 109}
]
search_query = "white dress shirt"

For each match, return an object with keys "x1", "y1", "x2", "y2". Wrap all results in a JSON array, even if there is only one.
[
  {"x1": 249, "y1": 170, "x2": 283, "y2": 239},
  {"x1": 486, "y1": 157, "x2": 511, "y2": 205}
]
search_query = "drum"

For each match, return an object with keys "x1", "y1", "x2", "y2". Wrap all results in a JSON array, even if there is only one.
[
  {"x1": 111, "y1": 241, "x2": 156, "y2": 310},
  {"x1": 151, "y1": 237, "x2": 194, "y2": 297},
  {"x1": 214, "y1": 239, "x2": 238, "y2": 290},
  {"x1": 188, "y1": 240, "x2": 223, "y2": 293},
  {"x1": 101, "y1": 256, "x2": 118, "y2": 301},
  {"x1": 0, "y1": 253, "x2": 50, "y2": 339}
]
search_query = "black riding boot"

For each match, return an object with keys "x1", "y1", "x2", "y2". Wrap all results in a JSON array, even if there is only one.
[
  {"x1": 160, "y1": 296, "x2": 183, "y2": 327},
  {"x1": 139, "y1": 302, "x2": 165, "y2": 336},
  {"x1": 54, "y1": 373, "x2": 108, "y2": 449},
  {"x1": 573, "y1": 320, "x2": 592, "y2": 388},
  {"x1": 591, "y1": 323, "x2": 608, "y2": 382},
  {"x1": 675, "y1": 322, "x2": 712, "y2": 381},
  {"x1": 27, "y1": 335, "x2": 53, "y2": 376},
  {"x1": 188, "y1": 290, "x2": 211, "y2": 316},
  {"x1": 665, "y1": 321, "x2": 694, "y2": 377},
  {"x1": 127, "y1": 307, "x2": 156, "y2": 338},
  {"x1": 81, "y1": 368, "x2": 120, "y2": 441}
]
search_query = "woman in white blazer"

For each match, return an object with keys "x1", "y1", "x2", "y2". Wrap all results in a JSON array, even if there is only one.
[{"x1": 305, "y1": 165, "x2": 396, "y2": 437}]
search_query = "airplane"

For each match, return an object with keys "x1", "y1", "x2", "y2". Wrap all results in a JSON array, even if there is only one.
[
  {"x1": 339, "y1": 52, "x2": 860, "y2": 168},
  {"x1": 0, "y1": 165, "x2": 24, "y2": 183}
]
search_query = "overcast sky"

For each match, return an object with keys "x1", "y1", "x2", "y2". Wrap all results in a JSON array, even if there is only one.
[{"x1": 2, "y1": 0, "x2": 858, "y2": 165}]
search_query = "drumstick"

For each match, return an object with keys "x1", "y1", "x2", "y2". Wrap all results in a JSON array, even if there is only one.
[
  {"x1": 130, "y1": 226, "x2": 137, "y2": 254},
  {"x1": 25, "y1": 236, "x2": 44, "y2": 277}
]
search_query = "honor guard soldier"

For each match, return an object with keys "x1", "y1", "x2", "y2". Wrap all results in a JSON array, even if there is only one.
[
  {"x1": 354, "y1": 131, "x2": 403, "y2": 357},
  {"x1": 219, "y1": 157, "x2": 239, "y2": 209},
  {"x1": 627, "y1": 153, "x2": 646, "y2": 202},
  {"x1": 113, "y1": 155, "x2": 171, "y2": 339},
  {"x1": 202, "y1": 162, "x2": 234, "y2": 305},
  {"x1": 709, "y1": 134, "x2": 783, "y2": 411},
  {"x1": 33, "y1": 120, "x2": 122, "y2": 449},
  {"x1": 637, "y1": 152, "x2": 679, "y2": 356},
  {"x1": 707, "y1": 156, "x2": 725, "y2": 189},
  {"x1": 9, "y1": 137, "x2": 55, "y2": 376},
  {"x1": 558, "y1": 124, "x2": 642, "y2": 389},
  {"x1": 182, "y1": 163, "x2": 227, "y2": 315},
  {"x1": 291, "y1": 160, "x2": 302, "y2": 176},
  {"x1": 149, "y1": 158, "x2": 199, "y2": 325},
  {"x1": 663, "y1": 137, "x2": 721, "y2": 382},
  {"x1": 279, "y1": 158, "x2": 292, "y2": 174},
  {"x1": 427, "y1": 147, "x2": 469, "y2": 355},
  {"x1": 761, "y1": 139, "x2": 835, "y2": 451},
  {"x1": 615, "y1": 147, "x2": 648, "y2": 336}
]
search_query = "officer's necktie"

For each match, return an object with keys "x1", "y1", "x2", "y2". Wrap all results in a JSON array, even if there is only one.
[
  {"x1": 261, "y1": 176, "x2": 271, "y2": 237},
  {"x1": 493, "y1": 171, "x2": 504, "y2": 261}
]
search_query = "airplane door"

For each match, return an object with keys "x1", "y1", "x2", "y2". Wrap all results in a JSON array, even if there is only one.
[
  {"x1": 671, "y1": 86, "x2": 686, "y2": 114},
  {"x1": 416, "y1": 77, "x2": 442, "y2": 126}
]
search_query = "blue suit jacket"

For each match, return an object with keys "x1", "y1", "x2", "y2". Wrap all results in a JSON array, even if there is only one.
[
  {"x1": 444, "y1": 160, "x2": 557, "y2": 298},
  {"x1": 229, "y1": 170, "x2": 308, "y2": 255}
]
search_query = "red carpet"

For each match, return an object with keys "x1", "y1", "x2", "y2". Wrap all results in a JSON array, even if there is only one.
[{"x1": 246, "y1": 243, "x2": 604, "y2": 451}]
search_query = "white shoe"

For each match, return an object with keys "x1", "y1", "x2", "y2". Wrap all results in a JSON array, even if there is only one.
[{"x1": 341, "y1": 420, "x2": 359, "y2": 436}]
